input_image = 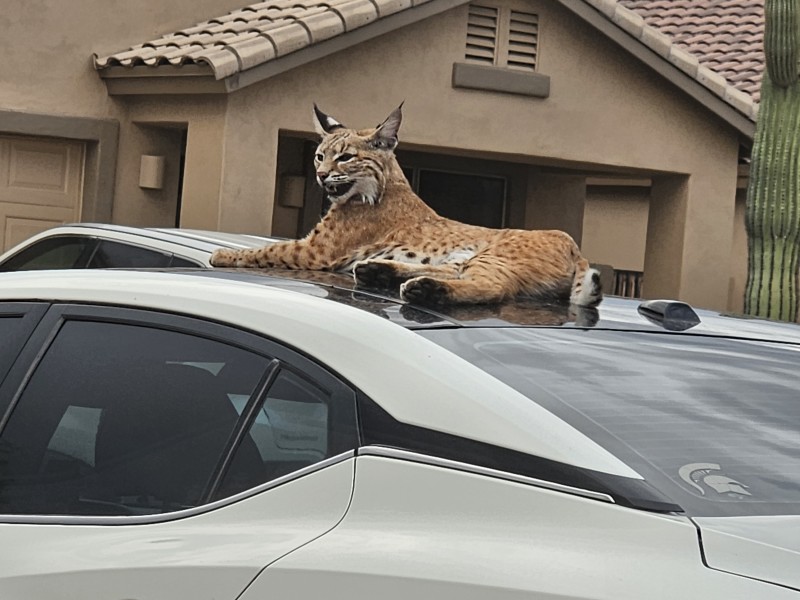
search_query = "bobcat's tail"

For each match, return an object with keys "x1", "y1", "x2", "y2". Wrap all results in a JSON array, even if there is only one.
[{"x1": 570, "y1": 258, "x2": 602, "y2": 307}]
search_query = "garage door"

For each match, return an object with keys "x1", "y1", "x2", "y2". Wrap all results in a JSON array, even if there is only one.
[{"x1": 0, "y1": 135, "x2": 85, "y2": 252}]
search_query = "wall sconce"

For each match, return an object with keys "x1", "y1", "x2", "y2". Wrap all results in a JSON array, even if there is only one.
[{"x1": 139, "y1": 155, "x2": 166, "y2": 190}]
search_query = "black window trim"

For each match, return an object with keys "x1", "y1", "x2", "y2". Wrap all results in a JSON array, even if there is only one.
[
  {"x1": 0, "y1": 302, "x2": 360, "y2": 524},
  {"x1": 355, "y1": 390, "x2": 683, "y2": 514}
]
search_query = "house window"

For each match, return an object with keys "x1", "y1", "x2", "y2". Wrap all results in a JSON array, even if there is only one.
[{"x1": 465, "y1": 4, "x2": 539, "y2": 72}]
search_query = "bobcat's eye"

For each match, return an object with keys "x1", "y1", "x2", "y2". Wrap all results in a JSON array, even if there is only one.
[
  {"x1": 314, "y1": 153, "x2": 324, "y2": 162},
  {"x1": 337, "y1": 153, "x2": 356, "y2": 162}
]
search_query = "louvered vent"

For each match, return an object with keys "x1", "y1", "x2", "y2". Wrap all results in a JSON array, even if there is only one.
[
  {"x1": 466, "y1": 5, "x2": 498, "y2": 66},
  {"x1": 507, "y1": 10, "x2": 538, "y2": 71}
]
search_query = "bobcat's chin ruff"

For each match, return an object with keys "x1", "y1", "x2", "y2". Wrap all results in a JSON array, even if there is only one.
[{"x1": 210, "y1": 104, "x2": 603, "y2": 311}]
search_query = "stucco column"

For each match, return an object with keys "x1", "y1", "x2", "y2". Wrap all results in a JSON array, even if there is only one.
[
  {"x1": 524, "y1": 172, "x2": 586, "y2": 245},
  {"x1": 643, "y1": 174, "x2": 735, "y2": 310},
  {"x1": 180, "y1": 119, "x2": 226, "y2": 230},
  {"x1": 217, "y1": 94, "x2": 280, "y2": 235}
]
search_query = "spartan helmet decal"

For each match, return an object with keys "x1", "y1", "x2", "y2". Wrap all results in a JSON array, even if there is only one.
[{"x1": 678, "y1": 463, "x2": 752, "y2": 497}]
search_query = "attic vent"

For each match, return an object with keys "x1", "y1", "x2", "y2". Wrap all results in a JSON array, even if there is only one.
[
  {"x1": 466, "y1": 5, "x2": 499, "y2": 66},
  {"x1": 507, "y1": 11, "x2": 538, "y2": 71},
  {"x1": 464, "y1": 4, "x2": 539, "y2": 71}
]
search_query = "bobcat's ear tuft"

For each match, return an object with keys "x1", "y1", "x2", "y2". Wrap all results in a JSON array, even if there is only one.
[
  {"x1": 313, "y1": 104, "x2": 345, "y2": 135},
  {"x1": 369, "y1": 103, "x2": 403, "y2": 151}
]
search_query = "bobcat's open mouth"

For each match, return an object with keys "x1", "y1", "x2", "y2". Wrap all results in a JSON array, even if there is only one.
[{"x1": 324, "y1": 181, "x2": 355, "y2": 198}]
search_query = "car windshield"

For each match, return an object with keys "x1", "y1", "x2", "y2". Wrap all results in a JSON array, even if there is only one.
[{"x1": 420, "y1": 327, "x2": 800, "y2": 517}]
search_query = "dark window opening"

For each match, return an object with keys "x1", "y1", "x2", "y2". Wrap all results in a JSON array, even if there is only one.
[
  {"x1": 401, "y1": 166, "x2": 507, "y2": 227},
  {"x1": 175, "y1": 130, "x2": 188, "y2": 228}
]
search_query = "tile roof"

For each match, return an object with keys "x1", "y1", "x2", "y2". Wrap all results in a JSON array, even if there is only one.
[
  {"x1": 583, "y1": 0, "x2": 759, "y2": 120},
  {"x1": 617, "y1": 0, "x2": 764, "y2": 103},
  {"x1": 94, "y1": 0, "x2": 427, "y2": 79},
  {"x1": 94, "y1": 0, "x2": 762, "y2": 120}
]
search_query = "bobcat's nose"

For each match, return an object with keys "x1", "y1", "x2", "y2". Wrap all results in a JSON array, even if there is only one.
[{"x1": 316, "y1": 170, "x2": 328, "y2": 183}]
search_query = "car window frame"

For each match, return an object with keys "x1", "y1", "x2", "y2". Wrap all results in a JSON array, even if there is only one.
[
  {"x1": 0, "y1": 303, "x2": 359, "y2": 524},
  {"x1": 0, "y1": 303, "x2": 49, "y2": 405}
]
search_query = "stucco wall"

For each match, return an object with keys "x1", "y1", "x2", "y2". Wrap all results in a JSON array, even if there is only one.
[
  {"x1": 582, "y1": 187, "x2": 650, "y2": 272},
  {"x1": 0, "y1": 0, "x2": 247, "y2": 118}
]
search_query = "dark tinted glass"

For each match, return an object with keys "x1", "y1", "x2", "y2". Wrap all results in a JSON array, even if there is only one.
[
  {"x1": 215, "y1": 368, "x2": 353, "y2": 499},
  {"x1": 0, "y1": 320, "x2": 270, "y2": 516},
  {"x1": 421, "y1": 328, "x2": 800, "y2": 517},
  {"x1": 169, "y1": 255, "x2": 204, "y2": 268},
  {"x1": 0, "y1": 316, "x2": 29, "y2": 385},
  {"x1": 88, "y1": 240, "x2": 172, "y2": 268},
  {"x1": 0, "y1": 237, "x2": 93, "y2": 271}
]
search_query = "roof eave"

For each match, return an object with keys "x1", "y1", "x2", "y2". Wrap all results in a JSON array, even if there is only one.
[
  {"x1": 557, "y1": 0, "x2": 756, "y2": 140},
  {"x1": 99, "y1": 0, "x2": 470, "y2": 96}
]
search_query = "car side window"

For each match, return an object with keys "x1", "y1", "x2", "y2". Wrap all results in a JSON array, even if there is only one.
[
  {"x1": 0, "y1": 236, "x2": 95, "y2": 271},
  {"x1": 0, "y1": 311, "x2": 359, "y2": 518},
  {"x1": 215, "y1": 369, "x2": 337, "y2": 498},
  {"x1": 0, "y1": 319, "x2": 271, "y2": 516},
  {"x1": 169, "y1": 255, "x2": 204, "y2": 268},
  {"x1": 87, "y1": 240, "x2": 172, "y2": 268}
]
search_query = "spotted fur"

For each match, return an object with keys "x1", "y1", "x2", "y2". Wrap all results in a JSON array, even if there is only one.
[{"x1": 211, "y1": 105, "x2": 602, "y2": 307}]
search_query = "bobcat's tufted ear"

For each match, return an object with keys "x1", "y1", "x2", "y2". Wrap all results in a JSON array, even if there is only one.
[
  {"x1": 313, "y1": 104, "x2": 345, "y2": 135},
  {"x1": 369, "y1": 103, "x2": 403, "y2": 151}
]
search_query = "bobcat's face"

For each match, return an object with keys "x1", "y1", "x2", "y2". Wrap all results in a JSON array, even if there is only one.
[
  {"x1": 313, "y1": 132, "x2": 383, "y2": 205},
  {"x1": 312, "y1": 104, "x2": 402, "y2": 206}
]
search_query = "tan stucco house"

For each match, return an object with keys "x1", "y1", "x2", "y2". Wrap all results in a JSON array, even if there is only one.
[{"x1": 0, "y1": 0, "x2": 763, "y2": 311}]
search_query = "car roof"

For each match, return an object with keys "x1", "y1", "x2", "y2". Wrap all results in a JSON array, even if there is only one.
[{"x1": 174, "y1": 268, "x2": 800, "y2": 344}]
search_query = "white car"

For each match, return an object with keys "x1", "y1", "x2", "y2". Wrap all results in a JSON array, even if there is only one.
[
  {"x1": 0, "y1": 268, "x2": 797, "y2": 599},
  {"x1": 0, "y1": 223, "x2": 278, "y2": 270}
]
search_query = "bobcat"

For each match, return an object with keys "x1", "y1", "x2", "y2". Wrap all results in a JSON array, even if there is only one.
[{"x1": 210, "y1": 105, "x2": 602, "y2": 307}]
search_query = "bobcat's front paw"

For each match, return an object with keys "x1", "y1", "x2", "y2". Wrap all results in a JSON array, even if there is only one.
[
  {"x1": 354, "y1": 260, "x2": 403, "y2": 290},
  {"x1": 401, "y1": 277, "x2": 451, "y2": 306},
  {"x1": 210, "y1": 249, "x2": 237, "y2": 267}
]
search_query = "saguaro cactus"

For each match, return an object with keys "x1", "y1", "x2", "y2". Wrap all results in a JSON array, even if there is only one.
[{"x1": 745, "y1": 0, "x2": 800, "y2": 320}]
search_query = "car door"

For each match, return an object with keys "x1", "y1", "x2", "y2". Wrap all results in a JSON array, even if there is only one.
[{"x1": 0, "y1": 304, "x2": 358, "y2": 600}]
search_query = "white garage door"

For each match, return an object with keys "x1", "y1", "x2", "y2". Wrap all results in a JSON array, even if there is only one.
[{"x1": 0, "y1": 135, "x2": 85, "y2": 252}]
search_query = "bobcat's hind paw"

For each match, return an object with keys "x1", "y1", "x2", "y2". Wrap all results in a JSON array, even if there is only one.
[{"x1": 401, "y1": 277, "x2": 450, "y2": 306}]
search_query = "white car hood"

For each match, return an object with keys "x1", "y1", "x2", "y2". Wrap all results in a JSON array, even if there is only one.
[{"x1": 693, "y1": 516, "x2": 800, "y2": 591}]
